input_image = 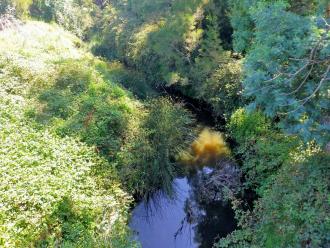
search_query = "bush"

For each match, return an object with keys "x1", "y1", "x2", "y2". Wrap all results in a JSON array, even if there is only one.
[
  {"x1": 118, "y1": 97, "x2": 194, "y2": 198},
  {"x1": 1, "y1": 20, "x2": 194, "y2": 202},
  {"x1": 38, "y1": 62, "x2": 194, "y2": 201},
  {"x1": 195, "y1": 61, "x2": 242, "y2": 120},
  {"x1": 228, "y1": 108, "x2": 298, "y2": 193},
  {"x1": 96, "y1": 61, "x2": 157, "y2": 99},
  {"x1": 219, "y1": 107, "x2": 328, "y2": 247},
  {"x1": 29, "y1": 0, "x2": 95, "y2": 37},
  {"x1": 217, "y1": 150, "x2": 330, "y2": 248},
  {"x1": 0, "y1": 85, "x2": 134, "y2": 247},
  {"x1": 227, "y1": 108, "x2": 270, "y2": 144},
  {"x1": 33, "y1": 58, "x2": 142, "y2": 161},
  {"x1": 0, "y1": 0, "x2": 32, "y2": 17},
  {"x1": 250, "y1": 152, "x2": 330, "y2": 247},
  {"x1": 230, "y1": 0, "x2": 330, "y2": 145}
]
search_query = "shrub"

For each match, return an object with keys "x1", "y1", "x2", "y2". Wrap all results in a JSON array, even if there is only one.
[
  {"x1": 1, "y1": 20, "x2": 194, "y2": 202},
  {"x1": 118, "y1": 97, "x2": 194, "y2": 198},
  {"x1": 250, "y1": 152, "x2": 330, "y2": 247},
  {"x1": 227, "y1": 108, "x2": 270, "y2": 144},
  {"x1": 195, "y1": 61, "x2": 242, "y2": 120},
  {"x1": 228, "y1": 108, "x2": 298, "y2": 193},
  {"x1": 230, "y1": 0, "x2": 330, "y2": 145},
  {"x1": 96, "y1": 61, "x2": 157, "y2": 99},
  {"x1": 33, "y1": 59, "x2": 140, "y2": 160},
  {"x1": 217, "y1": 149, "x2": 330, "y2": 248},
  {"x1": 90, "y1": 0, "x2": 242, "y2": 119},
  {"x1": 0, "y1": 0, "x2": 32, "y2": 17},
  {"x1": 29, "y1": 0, "x2": 95, "y2": 37},
  {"x1": 0, "y1": 84, "x2": 134, "y2": 247}
]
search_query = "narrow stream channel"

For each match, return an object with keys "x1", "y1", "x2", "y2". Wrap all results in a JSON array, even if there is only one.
[
  {"x1": 129, "y1": 87, "x2": 238, "y2": 248},
  {"x1": 129, "y1": 166, "x2": 237, "y2": 248}
]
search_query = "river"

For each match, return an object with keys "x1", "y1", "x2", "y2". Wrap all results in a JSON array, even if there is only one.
[{"x1": 129, "y1": 166, "x2": 237, "y2": 248}]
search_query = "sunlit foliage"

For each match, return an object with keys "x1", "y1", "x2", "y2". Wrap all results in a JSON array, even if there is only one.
[
  {"x1": 0, "y1": 0, "x2": 32, "y2": 17},
  {"x1": 118, "y1": 97, "x2": 194, "y2": 198},
  {"x1": 230, "y1": 0, "x2": 330, "y2": 145},
  {"x1": 91, "y1": 0, "x2": 242, "y2": 120},
  {"x1": 0, "y1": 20, "x2": 192, "y2": 245},
  {"x1": 36, "y1": 0, "x2": 94, "y2": 37},
  {"x1": 228, "y1": 108, "x2": 299, "y2": 193},
  {"x1": 0, "y1": 24, "x2": 136, "y2": 246},
  {"x1": 1, "y1": 19, "x2": 193, "y2": 201},
  {"x1": 217, "y1": 146, "x2": 330, "y2": 248},
  {"x1": 1, "y1": 1, "x2": 329, "y2": 247}
]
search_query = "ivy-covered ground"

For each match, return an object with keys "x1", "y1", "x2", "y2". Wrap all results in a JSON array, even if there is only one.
[{"x1": 0, "y1": 21, "x2": 139, "y2": 247}]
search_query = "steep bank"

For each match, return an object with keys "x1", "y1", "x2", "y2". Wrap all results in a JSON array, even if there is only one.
[
  {"x1": 0, "y1": 21, "x2": 136, "y2": 247},
  {"x1": 0, "y1": 20, "x2": 192, "y2": 246}
]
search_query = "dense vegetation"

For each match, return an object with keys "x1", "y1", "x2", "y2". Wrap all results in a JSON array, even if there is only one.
[
  {"x1": 1, "y1": 0, "x2": 329, "y2": 247},
  {"x1": 0, "y1": 22, "x2": 136, "y2": 247},
  {"x1": 0, "y1": 18, "x2": 192, "y2": 246}
]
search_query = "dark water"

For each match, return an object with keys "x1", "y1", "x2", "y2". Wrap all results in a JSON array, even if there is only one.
[{"x1": 129, "y1": 168, "x2": 236, "y2": 248}]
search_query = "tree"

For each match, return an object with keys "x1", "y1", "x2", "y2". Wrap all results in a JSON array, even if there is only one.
[{"x1": 234, "y1": 1, "x2": 329, "y2": 145}]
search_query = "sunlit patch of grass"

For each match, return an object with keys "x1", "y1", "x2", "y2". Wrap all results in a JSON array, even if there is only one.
[{"x1": 0, "y1": 21, "x2": 84, "y2": 75}]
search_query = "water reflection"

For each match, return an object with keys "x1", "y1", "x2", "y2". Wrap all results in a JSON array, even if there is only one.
[{"x1": 129, "y1": 168, "x2": 236, "y2": 248}]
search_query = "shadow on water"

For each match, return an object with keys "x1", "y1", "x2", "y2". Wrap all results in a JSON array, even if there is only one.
[
  {"x1": 129, "y1": 166, "x2": 237, "y2": 248},
  {"x1": 129, "y1": 98, "x2": 238, "y2": 248}
]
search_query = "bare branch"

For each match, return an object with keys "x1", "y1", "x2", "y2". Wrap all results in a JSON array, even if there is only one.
[
  {"x1": 280, "y1": 62, "x2": 315, "y2": 97},
  {"x1": 277, "y1": 27, "x2": 330, "y2": 97},
  {"x1": 280, "y1": 65, "x2": 330, "y2": 115}
]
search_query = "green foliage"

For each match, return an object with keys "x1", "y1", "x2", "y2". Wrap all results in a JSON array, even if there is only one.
[
  {"x1": 220, "y1": 107, "x2": 329, "y2": 247},
  {"x1": 95, "y1": 61, "x2": 157, "y2": 99},
  {"x1": 0, "y1": 21, "x2": 142, "y2": 246},
  {"x1": 33, "y1": 59, "x2": 134, "y2": 158},
  {"x1": 28, "y1": 0, "x2": 95, "y2": 37},
  {"x1": 227, "y1": 108, "x2": 270, "y2": 144},
  {"x1": 189, "y1": 10, "x2": 242, "y2": 119},
  {"x1": 228, "y1": 110, "x2": 286, "y2": 193},
  {"x1": 217, "y1": 150, "x2": 330, "y2": 248},
  {"x1": 228, "y1": 0, "x2": 255, "y2": 53},
  {"x1": 0, "y1": 0, "x2": 33, "y2": 17},
  {"x1": 91, "y1": 0, "x2": 242, "y2": 119},
  {"x1": 1, "y1": 19, "x2": 193, "y2": 203},
  {"x1": 118, "y1": 97, "x2": 194, "y2": 198},
  {"x1": 196, "y1": 61, "x2": 242, "y2": 119},
  {"x1": 32, "y1": 58, "x2": 194, "y2": 200},
  {"x1": 223, "y1": 4, "x2": 330, "y2": 245},
  {"x1": 2, "y1": 1, "x2": 329, "y2": 247},
  {"x1": 0, "y1": 81, "x2": 134, "y2": 247},
  {"x1": 142, "y1": 98, "x2": 194, "y2": 195},
  {"x1": 0, "y1": 1, "x2": 8, "y2": 14},
  {"x1": 29, "y1": 0, "x2": 53, "y2": 21},
  {"x1": 252, "y1": 153, "x2": 330, "y2": 247},
  {"x1": 229, "y1": 0, "x2": 321, "y2": 53},
  {"x1": 230, "y1": 0, "x2": 330, "y2": 145},
  {"x1": 243, "y1": 134, "x2": 298, "y2": 194},
  {"x1": 228, "y1": 109, "x2": 299, "y2": 193}
]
